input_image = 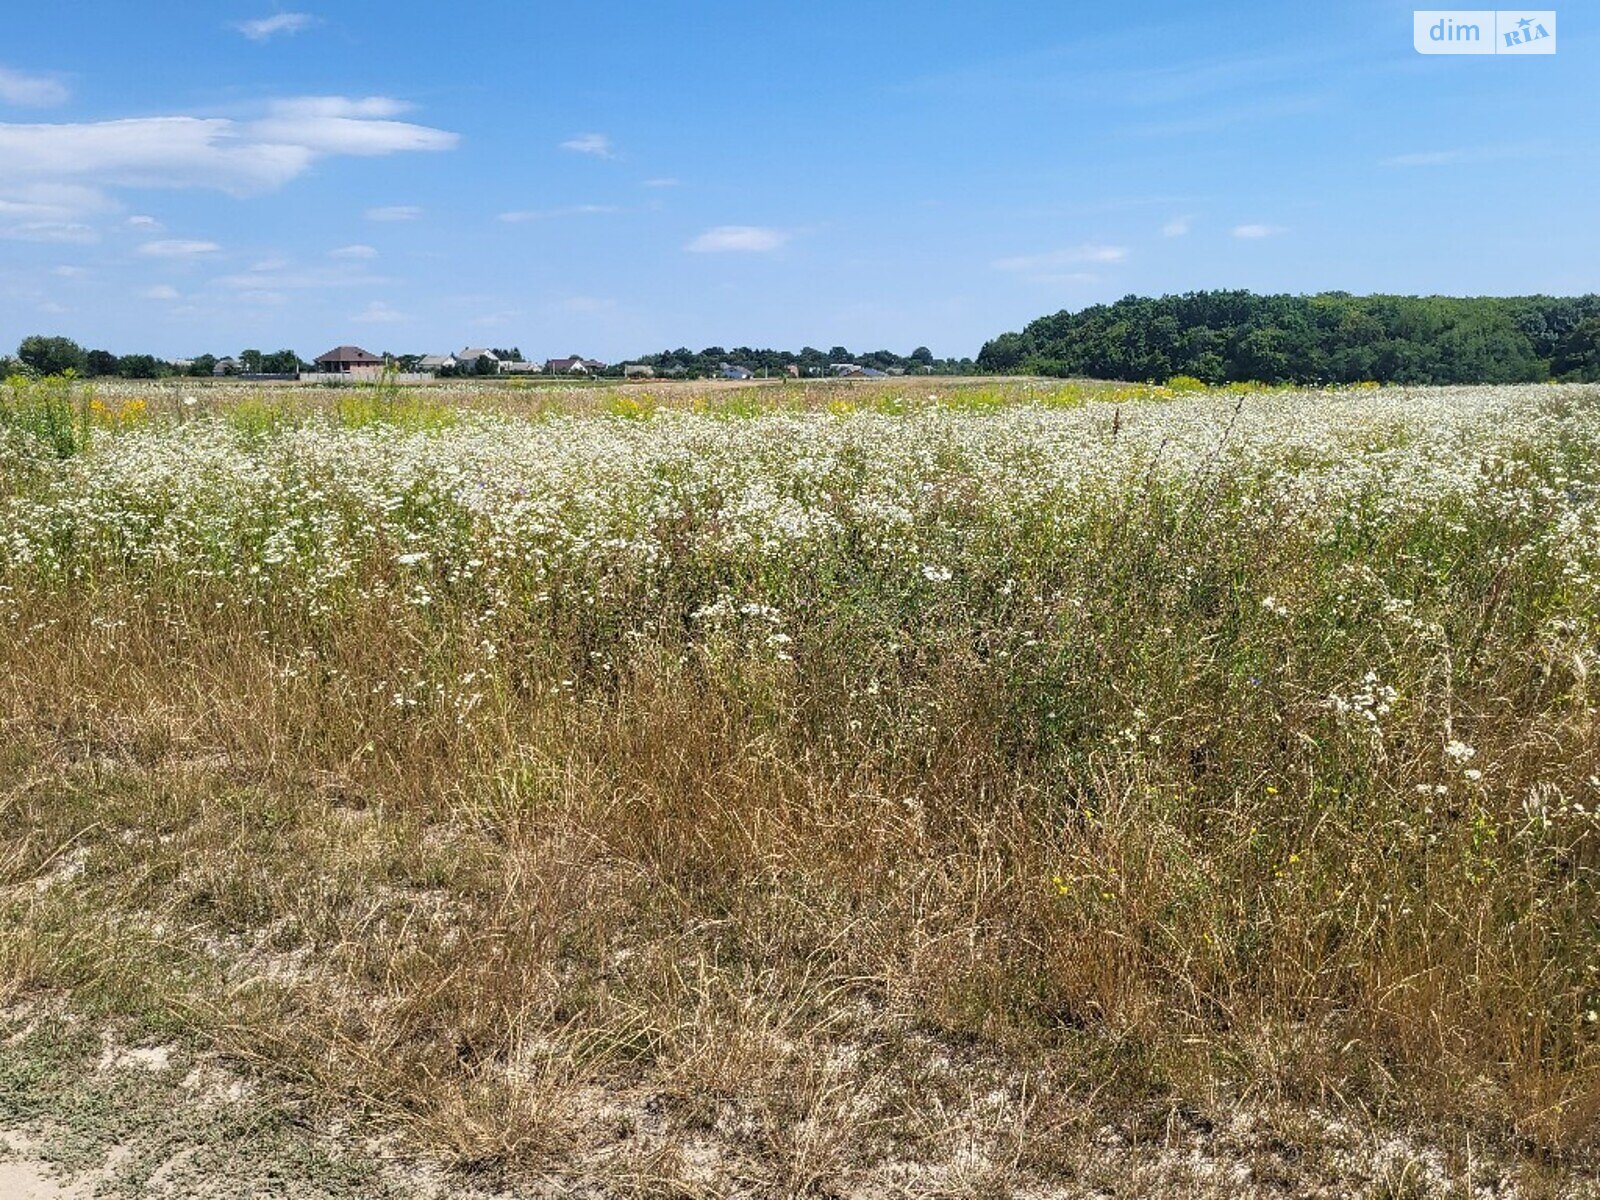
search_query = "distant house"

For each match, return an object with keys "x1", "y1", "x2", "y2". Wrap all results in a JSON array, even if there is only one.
[
  {"x1": 418, "y1": 354, "x2": 458, "y2": 373},
  {"x1": 622, "y1": 364, "x2": 655, "y2": 378},
  {"x1": 783, "y1": 364, "x2": 801, "y2": 378},
  {"x1": 213, "y1": 356, "x2": 238, "y2": 377},
  {"x1": 457, "y1": 348, "x2": 501, "y2": 374},
  {"x1": 315, "y1": 345, "x2": 384, "y2": 374},
  {"x1": 718, "y1": 363, "x2": 754, "y2": 380},
  {"x1": 829, "y1": 364, "x2": 888, "y2": 379},
  {"x1": 499, "y1": 360, "x2": 543, "y2": 374},
  {"x1": 545, "y1": 355, "x2": 606, "y2": 375}
]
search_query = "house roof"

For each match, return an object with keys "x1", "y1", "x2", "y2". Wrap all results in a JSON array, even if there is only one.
[
  {"x1": 315, "y1": 345, "x2": 382, "y2": 364},
  {"x1": 418, "y1": 354, "x2": 456, "y2": 366},
  {"x1": 546, "y1": 356, "x2": 586, "y2": 370},
  {"x1": 458, "y1": 347, "x2": 499, "y2": 360}
]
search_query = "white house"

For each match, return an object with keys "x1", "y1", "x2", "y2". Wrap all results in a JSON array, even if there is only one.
[
  {"x1": 546, "y1": 355, "x2": 606, "y2": 374},
  {"x1": 418, "y1": 354, "x2": 458, "y2": 373},
  {"x1": 457, "y1": 348, "x2": 501, "y2": 373}
]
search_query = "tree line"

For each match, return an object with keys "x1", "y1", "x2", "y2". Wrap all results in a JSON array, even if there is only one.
[
  {"x1": 627, "y1": 345, "x2": 978, "y2": 377},
  {"x1": 6, "y1": 337, "x2": 306, "y2": 379},
  {"x1": 5, "y1": 337, "x2": 981, "y2": 381},
  {"x1": 977, "y1": 291, "x2": 1600, "y2": 384}
]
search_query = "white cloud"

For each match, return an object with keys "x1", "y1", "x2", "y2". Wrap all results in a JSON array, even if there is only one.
[
  {"x1": 0, "y1": 184, "x2": 108, "y2": 241},
  {"x1": 0, "y1": 98, "x2": 456, "y2": 231},
  {"x1": 0, "y1": 67, "x2": 69, "y2": 108},
  {"x1": 218, "y1": 263, "x2": 389, "y2": 290},
  {"x1": 1161, "y1": 215, "x2": 1193, "y2": 237},
  {"x1": 467, "y1": 310, "x2": 522, "y2": 328},
  {"x1": 993, "y1": 243, "x2": 1128, "y2": 273},
  {"x1": 498, "y1": 204, "x2": 619, "y2": 222},
  {"x1": 329, "y1": 243, "x2": 378, "y2": 259},
  {"x1": 1378, "y1": 146, "x2": 1536, "y2": 168},
  {"x1": 52, "y1": 265, "x2": 89, "y2": 277},
  {"x1": 251, "y1": 97, "x2": 454, "y2": 156},
  {"x1": 38, "y1": 300, "x2": 68, "y2": 314},
  {"x1": 353, "y1": 300, "x2": 406, "y2": 323},
  {"x1": 2, "y1": 222, "x2": 95, "y2": 243},
  {"x1": 141, "y1": 284, "x2": 180, "y2": 300},
  {"x1": 365, "y1": 204, "x2": 421, "y2": 221},
  {"x1": 560, "y1": 132, "x2": 614, "y2": 158},
  {"x1": 686, "y1": 225, "x2": 790, "y2": 253},
  {"x1": 236, "y1": 13, "x2": 318, "y2": 40},
  {"x1": 138, "y1": 238, "x2": 220, "y2": 257},
  {"x1": 1231, "y1": 223, "x2": 1285, "y2": 239},
  {"x1": 558, "y1": 295, "x2": 616, "y2": 314},
  {"x1": 643, "y1": 177, "x2": 679, "y2": 188},
  {"x1": 127, "y1": 214, "x2": 162, "y2": 229},
  {"x1": 0, "y1": 117, "x2": 314, "y2": 194}
]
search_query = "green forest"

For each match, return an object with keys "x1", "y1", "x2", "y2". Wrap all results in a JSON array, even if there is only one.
[{"x1": 978, "y1": 291, "x2": 1600, "y2": 384}]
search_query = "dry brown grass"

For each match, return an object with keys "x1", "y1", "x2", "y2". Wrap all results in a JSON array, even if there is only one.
[{"x1": 4, "y1": 382, "x2": 1600, "y2": 1195}]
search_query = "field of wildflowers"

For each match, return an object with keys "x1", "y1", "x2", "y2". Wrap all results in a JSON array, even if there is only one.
[{"x1": 3, "y1": 375, "x2": 1600, "y2": 1194}]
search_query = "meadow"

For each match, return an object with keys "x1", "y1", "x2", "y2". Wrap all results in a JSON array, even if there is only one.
[{"x1": 3, "y1": 373, "x2": 1600, "y2": 1196}]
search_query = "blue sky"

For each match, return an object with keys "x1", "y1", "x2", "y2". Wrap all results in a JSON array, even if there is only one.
[{"x1": 1, "y1": 1, "x2": 1594, "y2": 360}]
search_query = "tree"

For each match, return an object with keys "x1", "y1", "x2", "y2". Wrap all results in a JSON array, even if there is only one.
[
  {"x1": 1554, "y1": 315, "x2": 1600, "y2": 380},
  {"x1": 239, "y1": 350, "x2": 263, "y2": 374},
  {"x1": 85, "y1": 349, "x2": 121, "y2": 377},
  {"x1": 188, "y1": 354, "x2": 217, "y2": 378},
  {"x1": 260, "y1": 349, "x2": 300, "y2": 374},
  {"x1": 17, "y1": 335, "x2": 87, "y2": 376},
  {"x1": 117, "y1": 354, "x2": 160, "y2": 379},
  {"x1": 473, "y1": 354, "x2": 497, "y2": 376},
  {"x1": 910, "y1": 346, "x2": 934, "y2": 365}
]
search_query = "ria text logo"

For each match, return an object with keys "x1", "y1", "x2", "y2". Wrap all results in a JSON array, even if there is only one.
[{"x1": 1414, "y1": 10, "x2": 1556, "y2": 53}]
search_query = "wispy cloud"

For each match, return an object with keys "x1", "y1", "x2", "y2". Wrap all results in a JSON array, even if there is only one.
[
  {"x1": 560, "y1": 132, "x2": 615, "y2": 158},
  {"x1": 127, "y1": 214, "x2": 162, "y2": 230},
  {"x1": 498, "y1": 204, "x2": 620, "y2": 223},
  {"x1": 1161, "y1": 215, "x2": 1193, "y2": 237},
  {"x1": 0, "y1": 96, "x2": 455, "y2": 246},
  {"x1": 643, "y1": 177, "x2": 680, "y2": 188},
  {"x1": 1380, "y1": 144, "x2": 1543, "y2": 168},
  {"x1": 329, "y1": 243, "x2": 378, "y2": 259},
  {"x1": 217, "y1": 263, "x2": 390, "y2": 291},
  {"x1": 557, "y1": 295, "x2": 616, "y2": 314},
  {"x1": 236, "y1": 12, "x2": 318, "y2": 41},
  {"x1": 0, "y1": 220, "x2": 96, "y2": 244},
  {"x1": 141, "y1": 284, "x2": 180, "y2": 301},
  {"x1": 0, "y1": 67, "x2": 70, "y2": 107},
  {"x1": 365, "y1": 204, "x2": 421, "y2": 221},
  {"x1": 993, "y1": 243, "x2": 1128, "y2": 273},
  {"x1": 137, "y1": 239, "x2": 220, "y2": 257},
  {"x1": 0, "y1": 185, "x2": 110, "y2": 242},
  {"x1": 353, "y1": 300, "x2": 406, "y2": 323},
  {"x1": 686, "y1": 225, "x2": 790, "y2": 253},
  {"x1": 251, "y1": 97, "x2": 456, "y2": 156},
  {"x1": 1231, "y1": 223, "x2": 1285, "y2": 239}
]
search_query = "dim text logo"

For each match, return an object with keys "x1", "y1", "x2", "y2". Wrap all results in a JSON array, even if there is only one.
[{"x1": 1414, "y1": 10, "x2": 1556, "y2": 53}]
